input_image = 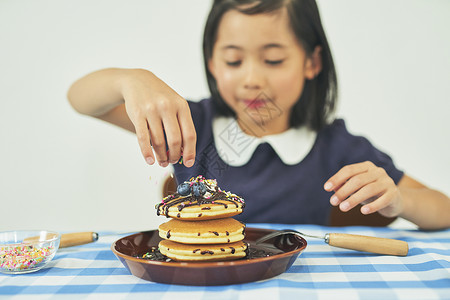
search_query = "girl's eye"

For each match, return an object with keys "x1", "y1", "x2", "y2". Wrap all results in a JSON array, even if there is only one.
[
  {"x1": 265, "y1": 59, "x2": 284, "y2": 65},
  {"x1": 226, "y1": 61, "x2": 241, "y2": 67}
]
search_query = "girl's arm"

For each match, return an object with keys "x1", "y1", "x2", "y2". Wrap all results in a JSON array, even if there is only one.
[
  {"x1": 67, "y1": 68, "x2": 197, "y2": 168},
  {"x1": 324, "y1": 161, "x2": 450, "y2": 230},
  {"x1": 397, "y1": 176, "x2": 450, "y2": 230}
]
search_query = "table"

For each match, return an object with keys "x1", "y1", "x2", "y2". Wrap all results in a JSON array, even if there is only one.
[{"x1": 1, "y1": 224, "x2": 449, "y2": 300}]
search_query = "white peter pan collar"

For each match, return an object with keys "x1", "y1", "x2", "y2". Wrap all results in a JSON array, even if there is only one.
[{"x1": 212, "y1": 117, "x2": 317, "y2": 166}]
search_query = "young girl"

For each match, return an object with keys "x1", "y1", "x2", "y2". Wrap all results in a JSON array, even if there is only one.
[{"x1": 67, "y1": 0, "x2": 449, "y2": 229}]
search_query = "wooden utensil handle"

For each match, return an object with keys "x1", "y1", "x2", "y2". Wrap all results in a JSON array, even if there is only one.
[
  {"x1": 60, "y1": 232, "x2": 98, "y2": 248},
  {"x1": 327, "y1": 233, "x2": 409, "y2": 256}
]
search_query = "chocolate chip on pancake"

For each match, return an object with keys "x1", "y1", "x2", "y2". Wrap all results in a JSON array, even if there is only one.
[
  {"x1": 158, "y1": 218, "x2": 245, "y2": 244},
  {"x1": 159, "y1": 240, "x2": 248, "y2": 261}
]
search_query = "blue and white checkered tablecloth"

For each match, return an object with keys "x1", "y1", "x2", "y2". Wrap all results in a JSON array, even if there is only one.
[{"x1": 1, "y1": 224, "x2": 449, "y2": 300}]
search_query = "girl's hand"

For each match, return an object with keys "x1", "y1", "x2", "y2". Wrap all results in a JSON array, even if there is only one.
[
  {"x1": 121, "y1": 69, "x2": 196, "y2": 168},
  {"x1": 324, "y1": 161, "x2": 403, "y2": 218}
]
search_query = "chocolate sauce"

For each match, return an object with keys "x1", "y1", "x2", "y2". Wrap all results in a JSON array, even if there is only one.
[
  {"x1": 140, "y1": 247, "x2": 167, "y2": 261},
  {"x1": 210, "y1": 231, "x2": 219, "y2": 236},
  {"x1": 166, "y1": 230, "x2": 171, "y2": 239},
  {"x1": 246, "y1": 246, "x2": 277, "y2": 258}
]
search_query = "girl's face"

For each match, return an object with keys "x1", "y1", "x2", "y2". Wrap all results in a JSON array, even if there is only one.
[{"x1": 209, "y1": 7, "x2": 321, "y2": 136}]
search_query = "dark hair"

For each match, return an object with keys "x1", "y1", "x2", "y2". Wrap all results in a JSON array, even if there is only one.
[{"x1": 203, "y1": 0, "x2": 338, "y2": 131}]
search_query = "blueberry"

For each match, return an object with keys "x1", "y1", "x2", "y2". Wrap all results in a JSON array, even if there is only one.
[
  {"x1": 192, "y1": 182, "x2": 206, "y2": 197},
  {"x1": 192, "y1": 183, "x2": 200, "y2": 197},
  {"x1": 177, "y1": 183, "x2": 191, "y2": 196},
  {"x1": 199, "y1": 182, "x2": 206, "y2": 195}
]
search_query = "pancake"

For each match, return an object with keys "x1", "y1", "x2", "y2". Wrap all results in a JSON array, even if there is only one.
[
  {"x1": 156, "y1": 176, "x2": 245, "y2": 220},
  {"x1": 159, "y1": 239, "x2": 248, "y2": 261},
  {"x1": 158, "y1": 218, "x2": 245, "y2": 244}
]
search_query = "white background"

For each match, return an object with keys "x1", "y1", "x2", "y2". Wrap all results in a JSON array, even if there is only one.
[{"x1": 0, "y1": 0, "x2": 448, "y2": 232}]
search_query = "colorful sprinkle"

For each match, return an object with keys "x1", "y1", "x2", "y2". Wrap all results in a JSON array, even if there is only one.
[{"x1": 0, "y1": 244, "x2": 55, "y2": 272}]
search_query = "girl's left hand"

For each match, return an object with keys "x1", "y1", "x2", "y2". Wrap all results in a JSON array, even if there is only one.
[{"x1": 324, "y1": 161, "x2": 403, "y2": 218}]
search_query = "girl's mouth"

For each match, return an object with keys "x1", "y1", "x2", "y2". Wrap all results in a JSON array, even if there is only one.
[{"x1": 243, "y1": 99, "x2": 267, "y2": 109}]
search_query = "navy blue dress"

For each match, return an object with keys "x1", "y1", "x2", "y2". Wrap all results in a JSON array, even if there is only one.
[{"x1": 173, "y1": 98, "x2": 404, "y2": 225}]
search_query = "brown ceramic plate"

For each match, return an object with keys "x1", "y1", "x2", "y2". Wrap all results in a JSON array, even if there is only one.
[{"x1": 112, "y1": 227, "x2": 307, "y2": 286}]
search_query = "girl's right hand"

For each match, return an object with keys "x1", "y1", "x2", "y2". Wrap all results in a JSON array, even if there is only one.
[{"x1": 120, "y1": 69, "x2": 196, "y2": 168}]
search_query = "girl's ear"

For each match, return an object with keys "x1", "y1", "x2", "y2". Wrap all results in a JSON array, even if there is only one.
[{"x1": 304, "y1": 46, "x2": 322, "y2": 80}]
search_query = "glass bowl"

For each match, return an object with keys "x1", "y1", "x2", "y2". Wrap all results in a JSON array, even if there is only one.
[{"x1": 0, "y1": 230, "x2": 61, "y2": 274}]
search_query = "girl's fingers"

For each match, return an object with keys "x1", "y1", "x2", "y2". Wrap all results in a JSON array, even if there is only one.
[
  {"x1": 330, "y1": 171, "x2": 378, "y2": 207},
  {"x1": 147, "y1": 116, "x2": 168, "y2": 167},
  {"x1": 134, "y1": 119, "x2": 155, "y2": 165},
  {"x1": 338, "y1": 182, "x2": 382, "y2": 212},
  {"x1": 360, "y1": 192, "x2": 393, "y2": 215},
  {"x1": 177, "y1": 106, "x2": 197, "y2": 168},
  {"x1": 326, "y1": 161, "x2": 400, "y2": 216},
  {"x1": 162, "y1": 114, "x2": 182, "y2": 164},
  {"x1": 324, "y1": 161, "x2": 374, "y2": 192}
]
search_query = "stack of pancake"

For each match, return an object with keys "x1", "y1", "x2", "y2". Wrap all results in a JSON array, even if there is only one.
[{"x1": 156, "y1": 175, "x2": 247, "y2": 261}]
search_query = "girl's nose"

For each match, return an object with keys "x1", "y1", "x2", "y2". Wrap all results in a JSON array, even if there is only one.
[{"x1": 243, "y1": 61, "x2": 264, "y2": 90}]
